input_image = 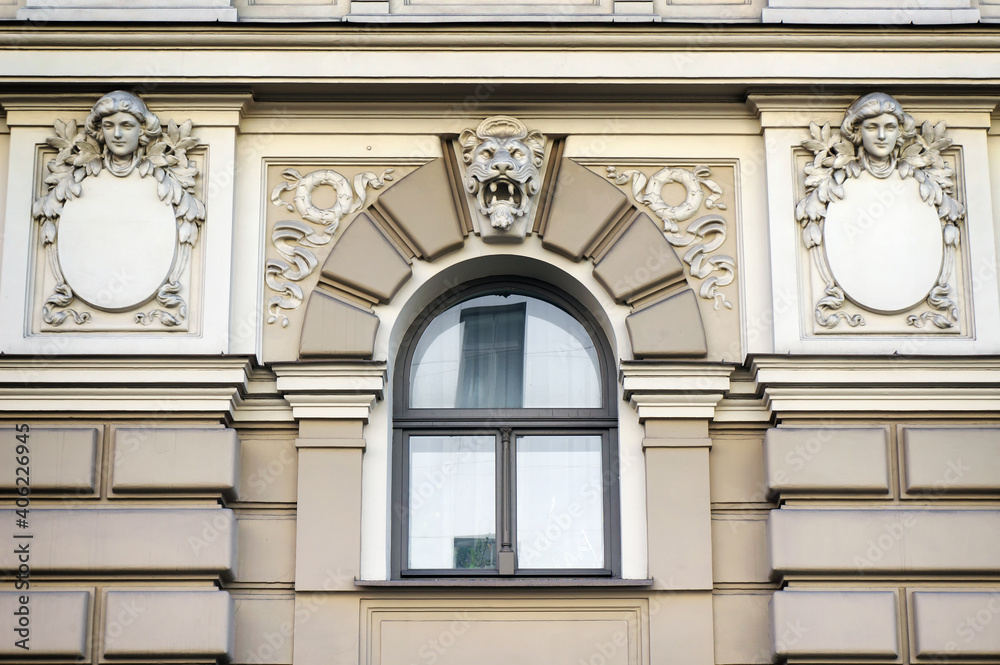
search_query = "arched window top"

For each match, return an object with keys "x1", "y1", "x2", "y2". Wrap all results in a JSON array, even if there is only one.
[
  {"x1": 395, "y1": 279, "x2": 616, "y2": 417},
  {"x1": 408, "y1": 292, "x2": 602, "y2": 409}
]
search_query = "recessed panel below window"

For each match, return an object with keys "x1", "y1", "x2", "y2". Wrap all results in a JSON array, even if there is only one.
[
  {"x1": 408, "y1": 436, "x2": 496, "y2": 570},
  {"x1": 516, "y1": 435, "x2": 605, "y2": 570}
]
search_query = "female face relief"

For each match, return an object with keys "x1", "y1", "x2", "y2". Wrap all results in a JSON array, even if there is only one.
[
  {"x1": 860, "y1": 112, "x2": 900, "y2": 160},
  {"x1": 101, "y1": 111, "x2": 142, "y2": 159}
]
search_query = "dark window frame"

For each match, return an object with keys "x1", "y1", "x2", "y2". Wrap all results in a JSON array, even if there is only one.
[{"x1": 391, "y1": 277, "x2": 621, "y2": 579}]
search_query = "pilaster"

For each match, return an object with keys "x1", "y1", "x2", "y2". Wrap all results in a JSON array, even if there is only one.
[
  {"x1": 274, "y1": 362, "x2": 385, "y2": 592},
  {"x1": 621, "y1": 361, "x2": 733, "y2": 665}
]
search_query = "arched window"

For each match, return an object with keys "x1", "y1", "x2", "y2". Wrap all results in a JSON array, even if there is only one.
[{"x1": 392, "y1": 278, "x2": 620, "y2": 578}]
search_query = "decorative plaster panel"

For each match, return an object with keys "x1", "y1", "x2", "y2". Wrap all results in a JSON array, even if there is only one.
[
  {"x1": 755, "y1": 93, "x2": 1000, "y2": 355},
  {"x1": 260, "y1": 156, "x2": 422, "y2": 363},
  {"x1": 0, "y1": 93, "x2": 244, "y2": 355},
  {"x1": 795, "y1": 94, "x2": 967, "y2": 334},
  {"x1": 266, "y1": 165, "x2": 394, "y2": 326},
  {"x1": 361, "y1": 598, "x2": 645, "y2": 665},
  {"x1": 607, "y1": 163, "x2": 736, "y2": 310},
  {"x1": 28, "y1": 92, "x2": 207, "y2": 332}
]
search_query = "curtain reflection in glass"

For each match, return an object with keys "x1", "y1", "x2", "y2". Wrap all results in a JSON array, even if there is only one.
[
  {"x1": 410, "y1": 294, "x2": 601, "y2": 409},
  {"x1": 408, "y1": 436, "x2": 496, "y2": 569}
]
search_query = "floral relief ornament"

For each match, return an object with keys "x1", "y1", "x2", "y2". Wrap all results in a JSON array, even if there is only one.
[
  {"x1": 796, "y1": 92, "x2": 964, "y2": 329},
  {"x1": 606, "y1": 164, "x2": 735, "y2": 310},
  {"x1": 31, "y1": 90, "x2": 206, "y2": 327},
  {"x1": 265, "y1": 167, "x2": 393, "y2": 327}
]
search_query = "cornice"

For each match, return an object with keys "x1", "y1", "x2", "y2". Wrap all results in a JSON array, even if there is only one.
[
  {"x1": 751, "y1": 356, "x2": 1000, "y2": 416},
  {"x1": 3, "y1": 27, "x2": 1000, "y2": 89},
  {"x1": 2, "y1": 25, "x2": 1000, "y2": 51},
  {"x1": 0, "y1": 356, "x2": 252, "y2": 387},
  {"x1": 0, "y1": 93, "x2": 252, "y2": 128},
  {"x1": 0, "y1": 356, "x2": 251, "y2": 415},
  {"x1": 751, "y1": 356, "x2": 1000, "y2": 385},
  {"x1": 0, "y1": 386, "x2": 241, "y2": 413},
  {"x1": 271, "y1": 362, "x2": 386, "y2": 397}
]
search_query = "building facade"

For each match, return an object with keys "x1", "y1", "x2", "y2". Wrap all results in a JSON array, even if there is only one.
[{"x1": 1, "y1": 3, "x2": 1000, "y2": 664}]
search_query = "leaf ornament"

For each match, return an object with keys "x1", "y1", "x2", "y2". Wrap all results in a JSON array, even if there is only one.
[
  {"x1": 794, "y1": 106, "x2": 966, "y2": 331},
  {"x1": 32, "y1": 106, "x2": 208, "y2": 328}
]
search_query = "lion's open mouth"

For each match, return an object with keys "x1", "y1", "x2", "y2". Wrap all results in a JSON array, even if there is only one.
[{"x1": 479, "y1": 176, "x2": 524, "y2": 213}]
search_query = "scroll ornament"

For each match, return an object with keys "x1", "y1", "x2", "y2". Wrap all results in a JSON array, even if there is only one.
[
  {"x1": 796, "y1": 93, "x2": 964, "y2": 329},
  {"x1": 606, "y1": 165, "x2": 735, "y2": 310},
  {"x1": 31, "y1": 91, "x2": 206, "y2": 327},
  {"x1": 265, "y1": 167, "x2": 393, "y2": 326}
]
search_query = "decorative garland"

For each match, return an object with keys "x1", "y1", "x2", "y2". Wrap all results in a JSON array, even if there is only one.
[
  {"x1": 796, "y1": 120, "x2": 964, "y2": 329},
  {"x1": 33, "y1": 118, "x2": 205, "y2": 327},
  {"x1": 607, "y1": 165, "x2": 735, "y2": 310}
]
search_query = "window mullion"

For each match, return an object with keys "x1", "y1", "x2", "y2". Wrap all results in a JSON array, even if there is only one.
[{"x1": 498, "y1": 426, "x2": 515, "y2": 575}]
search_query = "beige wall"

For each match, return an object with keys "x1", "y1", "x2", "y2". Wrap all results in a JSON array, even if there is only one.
[{"x1": 1, "y1": 21, "x2": 999, "y2": 665}]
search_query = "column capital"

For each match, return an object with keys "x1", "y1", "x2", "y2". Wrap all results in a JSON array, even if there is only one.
[
  {"x1": 273, "y1": 362, "x2": 386, "y2": 422},
  {"x1": 620, "y1": 361, "x2": 734, "y2": 421}
]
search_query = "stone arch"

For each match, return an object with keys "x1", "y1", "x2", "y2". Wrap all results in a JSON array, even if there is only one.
[{"x1": 298, "y1": 155, "x2": 708, "y2": 360}]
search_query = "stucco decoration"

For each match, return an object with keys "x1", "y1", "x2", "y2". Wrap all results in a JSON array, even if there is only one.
[
  {"x1": 796, "y1": 93, "x2": 964, "y2": 330},
  {"x1": 266, "y1": 167, "x2": 393, "y2": 326},
  {"x1": 606, "y1": 165, "x2": 735, "y2": 310},
  {"x1": 31, "y1": 91, "x2": 206, "y2": 327},
  {"x1": 460, "y1": 116, "x2": 545, "y2": 243}
]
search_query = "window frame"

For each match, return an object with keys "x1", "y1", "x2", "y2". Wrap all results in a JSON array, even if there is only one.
[{"x1": 391, "y1": 277, "x2": 620, "y2": 579}]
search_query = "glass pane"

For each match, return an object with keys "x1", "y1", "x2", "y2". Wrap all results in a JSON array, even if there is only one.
[
  {"x1": 515, "y1": 435, "x2": 604, "y2": 569},
  {"x1": 408, "y1": 435, "x2": 496, "y2": 570},
  {"x1": 409, "y1": 294, "x2": 601, "y2": 408}
]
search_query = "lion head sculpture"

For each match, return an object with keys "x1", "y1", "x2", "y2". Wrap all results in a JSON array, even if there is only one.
[{"x1": 460, "y1": 116, "x2": 545, "y2": 231}]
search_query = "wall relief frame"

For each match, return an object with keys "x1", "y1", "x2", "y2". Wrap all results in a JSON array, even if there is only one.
[
  {"x1": 794, "y1": 93, "x2": 971, "y2": 337},
  {"x1": 29, "y1": 91, "x2": 208, "y2": 333}
]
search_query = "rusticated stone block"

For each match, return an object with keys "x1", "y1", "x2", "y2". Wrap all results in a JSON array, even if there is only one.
[
  {"x1": 764, "y1": 427, "x2": 890, "y2": 497},
  {"x1": 113, "y1": 427, "x2": 239, "y2": 497},
  {"x1": 376, "y1": 158, "x2": 465, "y2": 260},
  {"x1": 542, "y1": 159, "x2": 629, "y2": 261},
  {"x1": 103, "y1": 589, "x2": 234, "y2": 660},
  {"x1": 912, "y1": 591, "x2": 1000, "y2": 658},
  {"x1": 0, "y1": 427, "x2": 97, "y2": 493},
  {"x1": 768, "y1": 509, "x2": 1000, "y2": 577},
  {"x1": 770, "y1": 590, "x2": 899, "y2": 658},
  {"x1": 902, "y1": 427, "x2": 1000, "y2": 494},
  {"x1": 0, "y1": 509, "x2": 236, "y2": 578},
  {"x1": 0, "y1": 591, "x2": 90, "y2": 658}
]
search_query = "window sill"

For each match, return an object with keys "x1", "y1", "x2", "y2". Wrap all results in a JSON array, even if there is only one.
[{"x1": 355, "y1": 578, "x2": 654, "y2": 588}]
